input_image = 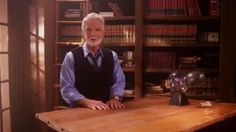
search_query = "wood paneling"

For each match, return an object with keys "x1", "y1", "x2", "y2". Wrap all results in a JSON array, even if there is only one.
[
  {"x1": 134, "y1": 0, "x2": 143, "y2": 98},
  {"x1": 44, "y1": 0, "x2": 55, "y2": 112},
  {"x1": 220, "y1": 0, "x2": 236, "y2": 102},
  {"x1": 7, "y1": 0, "x2": 55, "y2": 131},
  {"x1": 8, "y1": 0, "x2": 32, "y2": 131}
]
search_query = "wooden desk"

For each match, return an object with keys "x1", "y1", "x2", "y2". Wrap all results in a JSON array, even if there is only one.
[{"x1": 36, "y1": 96, "x2": 236, "y2": 132}]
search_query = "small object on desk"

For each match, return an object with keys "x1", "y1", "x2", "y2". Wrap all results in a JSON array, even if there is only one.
[
  {"x1": 200, "y1": 101, "x2": 212, "y2": 107},
  {"x1": 168, "y1": 71, "x2": 190, "y2": 106},
  {"x1": 169, "y1": 92, "x2": 190, "y2": 106},
  {"x1": 168, "y1": 71, "x2": 206, "y2": 106}
]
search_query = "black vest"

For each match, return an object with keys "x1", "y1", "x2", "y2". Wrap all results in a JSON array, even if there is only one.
[{"x1": 71, "y1": 47, "x2": 114, "y2": 102}]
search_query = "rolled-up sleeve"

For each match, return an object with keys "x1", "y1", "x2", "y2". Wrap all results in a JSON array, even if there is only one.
[
  {"x1": 60, "y1": 51, "x2": 85, "y2": 105},
  {"x1": 110, "y1": 51, "x2": 126, "y2": 97}
]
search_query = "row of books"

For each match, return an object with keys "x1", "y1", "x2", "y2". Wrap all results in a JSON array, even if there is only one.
[
  {"x1": 59, "y1": 25, "x2": 82, "y2": 42},
  {"x1": 60, "y1": 25, "x2": 81, "y2": 36},
  {"x1": 186, "y1": 89, "x2": 217, "y2": 98},
  {"x1": 58, "y1": 24, "x2": 135, "y2": 44},
  {"x1": 145, "y1": 82, "x2": 165, "y2": 94},
  {"x1": 145, "y1": 24, "x2": 197, "y2": 44},
  {"x1": 59, "y1": 25, "x2": 217, "y2": 45},
  {"x1": 186, "y1": 77, "x2": 218, "y2": 97},
  {"x1": 209, "y1": 0, "x2": 220, "y2": 16},
  {"x1": 103, "y1": 25, "x2": 135, "y2": 44},
  {"x1": 108, "y1": 2, "x2": 123, "y2": 17},
  {"x1": 60, "y1": 2, "x2": 87, "y2": 20},
  {"x1": 178, "y1": 56, "x2": 201, "y2": 69},
  {"x1": 145, "y1": 0, "x2": 201, "y2": 16},
  {"x1": 145, "y1": 52, "x2": 176, "y2": 69},
  {"x1": 59, "y1": 36, "x2": 82, "y2": 42},
  {"x1": 144, "y1": 52, "x2": 219, "y2": 70},
  {"x1": 59, "y1": 24, "x2": 195, "y2": 39}
]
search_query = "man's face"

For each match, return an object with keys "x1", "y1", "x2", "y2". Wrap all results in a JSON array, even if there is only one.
[{"x1": 82, "y1": 19, "x2": 104, "y2": 47}]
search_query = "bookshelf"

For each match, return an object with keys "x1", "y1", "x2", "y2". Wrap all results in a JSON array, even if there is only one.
[
  {"x1": 54, "y1": 0, "x2": 222, "y2": 106},
  {"x1": 143, "y1": 0, "x2": 221, "y2": 100}
]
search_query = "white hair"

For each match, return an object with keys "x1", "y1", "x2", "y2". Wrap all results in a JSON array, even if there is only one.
[{"x1": 81, "y1": 12, "x2": 105, "y2": 31}]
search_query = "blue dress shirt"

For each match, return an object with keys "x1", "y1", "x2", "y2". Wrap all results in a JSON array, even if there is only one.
[{"x1": 60, "y1": 43, "x2": 125, "y2": 105}]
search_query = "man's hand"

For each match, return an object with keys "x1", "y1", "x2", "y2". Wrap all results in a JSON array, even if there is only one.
[
  {"x1": 76, "y1": 98, "x2": 109, "y2": 110},
  {"x1": 106, "y1": 99, "x2": 125, "y2": 109}
]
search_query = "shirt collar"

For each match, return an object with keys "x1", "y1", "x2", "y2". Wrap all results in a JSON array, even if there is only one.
[{"x1": 82, "y1": 43, "x2": 104, "y2": 58}]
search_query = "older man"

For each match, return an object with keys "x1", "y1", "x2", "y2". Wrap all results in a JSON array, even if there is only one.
[{"x1": 60, "y1": 13, "x2": 125, "y2": 110}]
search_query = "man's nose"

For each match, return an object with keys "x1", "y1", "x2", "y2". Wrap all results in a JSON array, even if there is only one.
[{"x1": 90, "y1": 30, "x2": 96, "y2": 36}]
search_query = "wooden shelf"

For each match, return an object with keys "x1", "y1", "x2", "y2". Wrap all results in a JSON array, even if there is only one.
[
  {"x1": 144, "y1": 43, "x2": 220, "y2": 47},
  {"x1": 144, "y1": 16, "x2": 221, "y2": 21},
  {"x1": 103, "y1": 43, "x2": 135, "y2": 47},
  {"x1": 53, "y1": 84, "x2": 60, "y2": 88},
  {"x1": 57, "y1": 0, "x2": 87, "y2": 2},
  {"x1": 104, "y1": 16, "x2": 135, "y2": 21},
  {"x1": 55, "y1": 63, "x2": 62, "y2": 66},
  {"x1": 57, "y1": 21, "x2": 82, "y2": 24},
  {"x1": 123, "y1": 94, "x2": 135, "y2": 98},
  {"x1": 56, "y1": 41, "x2": 83, "y2": 45},
  {"x1": 122, "y1": 67, "x2": 135, "y2": 72},
  {"x1": 145, "y1": 68, "x2": 219, "y2": 73},
  {"x1": 56, "y1": 42, "x2": 136, "y2": 47},
  {"x1": 145, "y1": 93, "x2": 218, "y2": 100},
  {"x1": 145, "y1": 68, "x2": 174, "y2": 73}
]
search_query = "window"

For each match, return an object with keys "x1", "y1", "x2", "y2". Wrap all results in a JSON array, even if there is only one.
[
  {"x1": 0, "y1": 0, "x2": 11, "y2": 131},
  {"x1": 29, "y1": 0, "x2": 46, "y2": 111}
]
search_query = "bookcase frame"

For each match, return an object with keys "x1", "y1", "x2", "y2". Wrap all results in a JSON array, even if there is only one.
[{"x1": 53, "y1": 0, "x2": 223, "y2": 106}]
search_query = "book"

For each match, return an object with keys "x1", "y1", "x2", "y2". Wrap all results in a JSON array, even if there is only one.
[
  {"x1": 99, "y1": 12, "x2": 114, "y2": 17},
  {"x1": 108, "y1": 2, "x2": 123, "y2": 16}
]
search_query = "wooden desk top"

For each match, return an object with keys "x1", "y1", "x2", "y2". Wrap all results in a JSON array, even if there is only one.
[{"x1": 36, "y1": 96, "x2": 236, "y2": 132}]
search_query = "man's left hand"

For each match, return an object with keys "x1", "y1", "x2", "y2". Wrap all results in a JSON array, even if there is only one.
[{"x1": 106, "y1": 99, "x2": 125, "y2": 109}]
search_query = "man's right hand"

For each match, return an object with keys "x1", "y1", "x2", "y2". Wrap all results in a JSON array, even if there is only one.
[{"x1": 75, "y1": 98, "x2": 110, "y2": 110}]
